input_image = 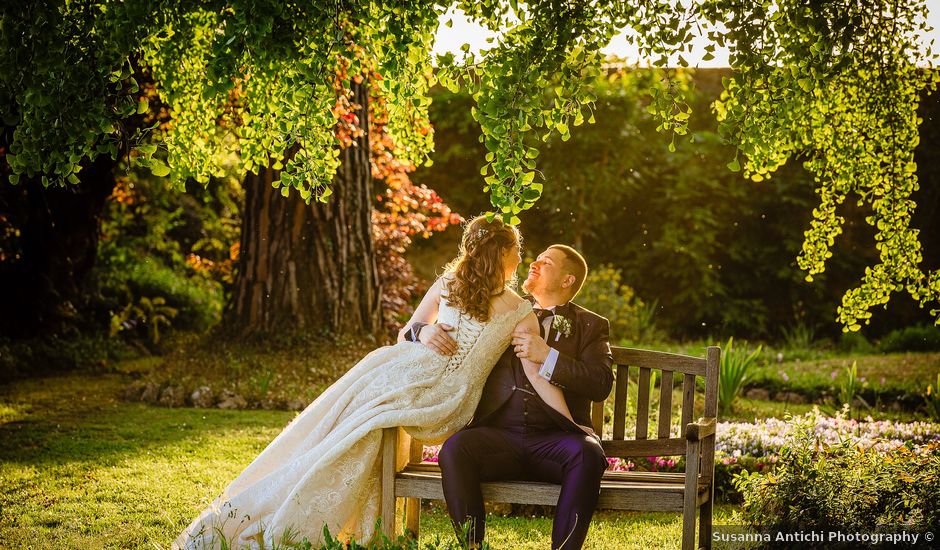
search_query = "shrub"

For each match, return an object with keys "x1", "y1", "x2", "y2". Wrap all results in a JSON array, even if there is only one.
[
  {"x1": 0, "y1": 333, "x2": 138, "y2": 379},
  {"x1": 927, "y1": 374, "x2": 940, "y2": 423},
  {"x1": 780, "y1": 322, "x2": 815, "y2": 351},
  {"x1": 718, "y1": 337, "x2": 762, "y2": 414},
  {"x1": 879, "y1": 324, "x2": 940, "y2": 353},
  {"x1": 576, "y1": 264, "x2": 656, "y2": 343},
  {"x1": 735, "y1": 411, "x2": 940, "y2": 532},
  {"x1": 836, "y1": 330, "x2": 874, "y2": 354}
]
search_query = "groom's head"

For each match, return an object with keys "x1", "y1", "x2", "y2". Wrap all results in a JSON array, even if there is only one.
[{"x1": 522, "y1": 244, "x2": 587, "y2": 302}]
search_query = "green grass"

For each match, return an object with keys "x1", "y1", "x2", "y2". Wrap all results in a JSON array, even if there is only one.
[
  {"x1": 416, "y1": 502, "x2": 737, "y2": 550},
  {"x1": 0, "y1": 368, "x2": 736, "y2": 549}
]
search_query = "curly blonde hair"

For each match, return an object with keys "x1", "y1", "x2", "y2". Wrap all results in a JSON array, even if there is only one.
[{"x1": 443, "y1": 215, "x2": 521, "y2": 322}]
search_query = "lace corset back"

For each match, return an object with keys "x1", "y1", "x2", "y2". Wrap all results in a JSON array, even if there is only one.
[{"x1": 435, "y1": 292, "x2": 531, "y2": 377}]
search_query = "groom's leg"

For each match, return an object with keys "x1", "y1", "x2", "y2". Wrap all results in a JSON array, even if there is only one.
[
  {"x1": 525, "y1": 431, "x2": 608, "y2": 550},
  {"x1": 439, "y1": 427, "x2": 525, "y2": 545}
]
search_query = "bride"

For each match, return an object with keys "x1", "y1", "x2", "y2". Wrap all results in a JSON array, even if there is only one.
[{"x1": 173, "y1": 215, "x2": 581, "y2": 549}]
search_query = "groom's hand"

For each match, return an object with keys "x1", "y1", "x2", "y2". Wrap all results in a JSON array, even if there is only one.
[
  {"x1": 512, "y1": 329, "x2": 550, "y2": 364},
  {"x1": 419, "y1": 323, "x2": 458, "y2": 356}
]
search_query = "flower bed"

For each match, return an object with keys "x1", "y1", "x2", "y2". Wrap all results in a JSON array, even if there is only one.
[{"x1": 418, "y1": 407, "x2": 940, "y2": 504}]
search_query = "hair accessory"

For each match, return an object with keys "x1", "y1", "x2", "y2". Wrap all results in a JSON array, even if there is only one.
[{"x1": 467, "y1": 227, "x2": 489, "y2": 245}]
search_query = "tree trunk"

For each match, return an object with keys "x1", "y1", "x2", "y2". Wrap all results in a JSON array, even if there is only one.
[
  {"x1": 227, "y1": 82, "x2": 381, "y2": 336},
  {"x1": 0, "y1": 154, "x2": 117, "y2": 337}
]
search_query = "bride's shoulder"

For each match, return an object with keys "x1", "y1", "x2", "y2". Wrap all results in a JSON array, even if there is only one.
[{"x1": 492, "y1": 289, "x2": 529, "y2": 316}]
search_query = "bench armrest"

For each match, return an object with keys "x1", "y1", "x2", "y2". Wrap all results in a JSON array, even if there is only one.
[{"x1": 685, "y1": 417, "x2": 716, "y2": 442}]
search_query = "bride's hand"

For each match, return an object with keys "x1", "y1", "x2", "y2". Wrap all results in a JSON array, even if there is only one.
[{"x1": 577, "y1": 424, "x2": 597, "y2": 436}]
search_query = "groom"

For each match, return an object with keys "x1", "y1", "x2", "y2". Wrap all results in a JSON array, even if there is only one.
[{"x1": 405, "y1": 245, "x2": 613, "y2": 550}]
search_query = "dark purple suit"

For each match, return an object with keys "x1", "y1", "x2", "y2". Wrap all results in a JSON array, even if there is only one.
[{"x1": 434, "y1": 299, "x2": 614, "y2": 549}]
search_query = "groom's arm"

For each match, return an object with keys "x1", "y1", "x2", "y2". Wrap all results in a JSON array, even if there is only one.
[{"x1": 543, "y1": 316, "x2": 613, "y2": 403}]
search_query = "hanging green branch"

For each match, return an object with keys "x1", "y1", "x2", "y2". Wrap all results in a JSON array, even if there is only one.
[
  {"x1": 2, "y1": 0, "x2": 938, "y2": 327},
  {"x1": 702, "y1": 0, "x2": 940, "y2": 327}
]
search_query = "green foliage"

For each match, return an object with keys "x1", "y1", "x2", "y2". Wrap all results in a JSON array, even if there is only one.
[
  {"x1": 780, "y1": 322, "x2": 815, "y2": 351},
  {"x1": 926, "y1": 374, "x2": 940, "y2": 422},
  {"x1": 3, "y1": 0, "x2": 939, "y2": 332},
  {"x1": 735, "y1": 412, "x2": 940, "y2": 531},
  {"x1": 718, "y1": 337, "x2": 762, "y2": 415},
  {"x1": 836, "y1": 361, "x2": 868, "y2": 410},
  {"x1": 701, "y1": 0, "x2": 940, "y2": 329},
  {"x1": 111, "y1": 296, "x2": 178, "y2": 346},
  {"x1": 576, "y1": 264, "x2": 657, "y2": 343},
  {"x1": 879, "y1": 324, "x2": 940, "y2": 353},
  {"x1": 0, "y1": 3, "x2": 153, "y2": 187},
  {"x1": 94, "y1": 167, "x2": 240, "y2": 337},
  {"x1": 0, "y1": 334, "x2": 138, "y2": 380},
  {"x1": 836, "y1": 331, "x2": 875, "y2": 354}
]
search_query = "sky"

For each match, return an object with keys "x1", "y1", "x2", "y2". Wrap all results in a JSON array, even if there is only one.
[{"x1": 432, "y1": 3, "x2": 940, "y2": 68}]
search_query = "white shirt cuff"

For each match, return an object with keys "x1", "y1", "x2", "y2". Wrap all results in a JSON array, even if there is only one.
[{"x1": 539, "y1": 348, "x2": 559, "y2": 380}]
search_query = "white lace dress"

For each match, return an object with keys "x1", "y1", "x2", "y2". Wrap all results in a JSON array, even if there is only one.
[{"x1": 173, "y1": 299, "x2": 532, "y2": 549}]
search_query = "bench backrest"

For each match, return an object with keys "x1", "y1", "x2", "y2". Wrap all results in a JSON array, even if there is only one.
[{"x1": 592, "y1": 346, "x2": 720, "y2": 458}]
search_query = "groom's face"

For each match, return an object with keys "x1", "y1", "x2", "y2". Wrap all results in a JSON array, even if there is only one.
[{"x1": 523, "y1": 248, "x2": 570, "y2": 297}]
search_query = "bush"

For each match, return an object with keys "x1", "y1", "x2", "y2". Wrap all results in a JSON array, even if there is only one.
[
  {"x1": 124, "y1": 257, "x2": 222, "y2": 331},
  {"x1": 735, "y1": 412, "x2": 940, "y2": 532},
  {"x1": 0, "y1": 333, "x2": 139, "y2": 379},
  {"x1": 576, "y1": 264, "x2": 657, "y2": 343},
  {"x1": 879, "y1": 324, "x2": 940, "y2": 353},
  {"x1": 836, "y1": 330, "x2": 874, "y2": 354}
]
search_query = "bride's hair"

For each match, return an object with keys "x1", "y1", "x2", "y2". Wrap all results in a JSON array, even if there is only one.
[{"x1": 443, "y1": 215, "x2": 521, "y2": 322}]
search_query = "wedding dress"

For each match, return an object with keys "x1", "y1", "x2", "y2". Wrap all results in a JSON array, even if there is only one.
[{"x1": 174, "y1": 298, "x2": 532, "y2": 549}]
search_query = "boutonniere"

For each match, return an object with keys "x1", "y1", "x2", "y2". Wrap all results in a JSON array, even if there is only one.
[{"x1": 552, "y1": 314, "x2": 573, "y2": 341}]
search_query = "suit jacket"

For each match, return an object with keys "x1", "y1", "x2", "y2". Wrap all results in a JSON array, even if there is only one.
[{"x1": 467, "y1": 298, "x2": 614, "y2": 432}]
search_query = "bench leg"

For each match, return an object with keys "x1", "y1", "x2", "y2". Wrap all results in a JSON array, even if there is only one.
[
  {"x1": 699, "y1": 496, "x2": 713, "y2": 550},
  {"x1": 381, "y1": 428, "x2": 398, "y2": 539},
  {"x1": 405, "y1": 497, "x2": 420, "y2": 539},
  {"x1": 682, "y1": 439, "x2": 701, "y2": 550}
]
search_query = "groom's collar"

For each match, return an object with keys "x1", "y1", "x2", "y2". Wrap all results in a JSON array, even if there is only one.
[{"x1": 525, "y1": 295, "x2": 572, "y2": 316}]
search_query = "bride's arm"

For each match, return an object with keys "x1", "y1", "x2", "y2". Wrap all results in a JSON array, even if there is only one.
[
  {"x1": 396, "y1": 277, "x2": 444, "y2": 343},
  {"x1": 513, "y1": 313, "x2": 576, "y2": 424}
]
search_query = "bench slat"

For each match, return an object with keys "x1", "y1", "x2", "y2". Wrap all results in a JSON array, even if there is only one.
[
  {"x1": 658, "y1": 370, "x2": 674, "y2": 438},
  {"x1": 395, "y1": 473, "x2": 709, "y2": 512},
  {"x1": 611, "y1": 347, "x2": 707, "y2": 377},
  {"x1": 636, "y1": 368, "x2": 651, "y2": 440},
  {"x1": 602, "y1": 437, "x2": 686, "y2": 457},
  {"x1": 592, "y1": 400, "x2": 604, "y2": 436},
  {"x1": 681, "y1": 374, "x2": 695, "y2": 437},
  {"x1": 613, "y1": 365, "x2": 629, "y2": 440},
  {"x1": 401, "y1": 463, "x2": 691, "y2": 484}
]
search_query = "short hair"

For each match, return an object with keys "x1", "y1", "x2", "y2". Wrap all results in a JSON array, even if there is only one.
[{"x1": 548, "y1": 244, "x2": 588, "y2": 298}]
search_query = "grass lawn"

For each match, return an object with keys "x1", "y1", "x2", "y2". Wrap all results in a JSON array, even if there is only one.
[{"x1": 0, "y1": 367, "x2": 736, "y2": 549}]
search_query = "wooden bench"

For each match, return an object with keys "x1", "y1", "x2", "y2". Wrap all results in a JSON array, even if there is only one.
[{"x1": 381, "y1": 346, "x2": 720, "y2": 550}]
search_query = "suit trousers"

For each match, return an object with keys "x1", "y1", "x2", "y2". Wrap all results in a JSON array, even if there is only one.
[{"x1": 438, "y1": 426, "x2": 608, "y2": 550}]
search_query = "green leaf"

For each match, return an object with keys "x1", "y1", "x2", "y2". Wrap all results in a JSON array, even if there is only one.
[
  {"x1": 149, "y1": 160, "x2": 171, "y2": 177},
  {"x1": 136, "y1": 98, "x2": 149, "y2": 114},
  {"x1": 136, "y1": 144, "x2": 157, "y2": 158},
  {"x1": 727, "y1": 157, "x2": 741, "y2": 172},
  {"x1": 522, "y1": 187, "x2": 541, "y2": 200}
]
